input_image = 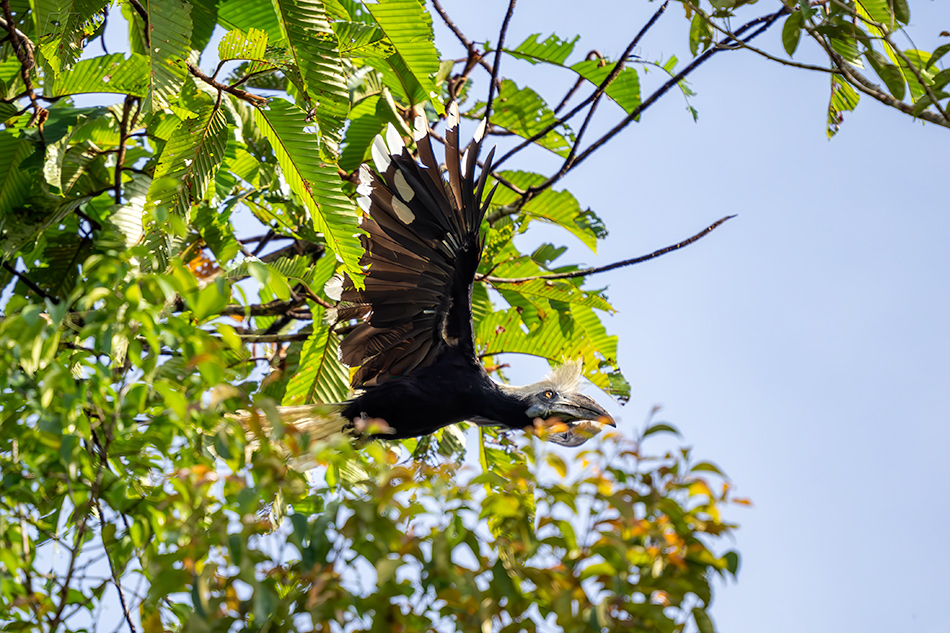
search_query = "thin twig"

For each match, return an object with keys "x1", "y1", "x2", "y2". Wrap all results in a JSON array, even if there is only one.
[
  {"x1": 238, "y1": 331, "x2": 312, "y2": 343},
  {"x1": 430, "y1": 0, "x2": 495, "y2": 76},
  {"x1": 491, "y1": 0, "x2": 671, "y2": 173},
  {"x1": 524, "y1": 6, "x2": 789, "y2": 198},
  {"x1": 0, "y1": 1, "x2": 45, "y2": 128},
  {"x1": 2, "y1": 262, "x2": 59, "y2": 304},
  {"x1": 479, "y1": 215, "x2": 735, "y2": 284},
  {"x1": 484, "y1": 0, "x2": 517, "y2": 126}
]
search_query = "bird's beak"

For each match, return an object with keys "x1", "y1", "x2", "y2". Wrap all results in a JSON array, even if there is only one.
[
  {"x1": 528, "y1": 393, "x2": 616, "y2": 447},
  {"x1": 553, "y1": 393, "x2": 615, "y2": 428}
]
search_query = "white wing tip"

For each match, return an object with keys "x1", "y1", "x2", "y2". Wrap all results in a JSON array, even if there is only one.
[
  {"x1": 413, "y1": 114, "x2": 427, "y2": 141},
  {"x1": 371, "y1": 135, "x2": 391, "y2": 172},
  {"x1": 446, "y1": 101, "x2": 459, "y2": 130},
  {"x1": 473, "y1": 118, "x2": 487, "y2": 142}
]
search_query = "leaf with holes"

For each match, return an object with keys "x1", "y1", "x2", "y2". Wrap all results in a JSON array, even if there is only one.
[{"x1": 252, "y1": 99, "x2": 363, "y2": 285}]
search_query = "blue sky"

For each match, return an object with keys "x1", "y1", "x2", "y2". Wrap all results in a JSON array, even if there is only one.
[{"x1": 432, "y1": 1, "x2": 948, "y2": 632}]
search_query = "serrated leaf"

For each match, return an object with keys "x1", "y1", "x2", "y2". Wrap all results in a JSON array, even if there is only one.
[
  {"x1": 469, "y1": 80, "x2": 573, "y2": 157},
  {"x1": 219, "y1": 27, "x2": 269, "y2": 61},
  {"x1": 252, "y1": 99, "x2": 363, "y2": 285},
  {"x1": 363, "y1": 0, "x2": 443, "y2": 113},
  {"x1": 218, "y1": 0, "x2": 282, "y2": 41},
  {"x1": 491, "y1": 170, "x2": 607, "y2": 251},
  {"x1": 333, "y1": 21, "x2": 393, "y2": 57},
  {"x1": 827, "y1": 76, "x2": 859, "y2": 138},
  {"x1": 48, "y1": 53, "x2": 150, "y2": 97},
  {"x1": 147, "y1": 106, "x2": 230, "y2": 216},
  {"x1": 0, "y1": 131, "x2": 35, "y2": 220},
  {"x1": 144, "y1": 0, "x2": 192, "y2": 112},
  {"x1": 507, "y1": 33, "x2": 579, "y2": 65},
  {"x1": 283, "y1": 311, "x2": 350, "y2": 406},
  {"x1": 570, "y1": 60, "x2": 641, "y2": 115},
  {"x1": 273, "y1": 0, "x2": 350, "y2": 149},
  {"x1": 34, "y1": 0, "x2": 110, "y2": 76}
]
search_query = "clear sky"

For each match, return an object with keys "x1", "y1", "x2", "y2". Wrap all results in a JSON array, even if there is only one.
[{"x1": 432, "y1": 2, "x2": 949, "y2": 632}]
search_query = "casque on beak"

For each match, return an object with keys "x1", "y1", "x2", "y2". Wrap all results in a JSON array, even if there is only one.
[{"x1": 527, "y1": 392, "x2": 616, "y2": 447}]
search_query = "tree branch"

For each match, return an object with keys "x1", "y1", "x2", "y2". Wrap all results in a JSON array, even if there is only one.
[
  {"x1": 491, "y1": 0, "x2": 671, "y2": 173},
  {"x1": 484, "y1": 0, "x2": 517, "y2": 126},
  {"x1": 2, "y1": 262, "x2": 59, "y2": 304},
  {"x1": 479, "y1": 215, "x2": 735, "y2": 284},
  {"x1": 805, "y1": 26, "x2": 949, "y2": 128},
  {"x1": 187, "y1": 63, "x2": 268, "y2": 107},
  {"x1": 522, "y1": 6, "x2": 789, "y2": 199}
]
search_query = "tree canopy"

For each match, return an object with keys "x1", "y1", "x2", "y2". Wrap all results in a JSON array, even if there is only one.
[{"x1": 0, "y1": 0, "x2": 944, "y2": 631}]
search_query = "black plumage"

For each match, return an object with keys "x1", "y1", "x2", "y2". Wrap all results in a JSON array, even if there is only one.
[{"x1": 328, "y1": 103, "x2": 614, "y2": 446}]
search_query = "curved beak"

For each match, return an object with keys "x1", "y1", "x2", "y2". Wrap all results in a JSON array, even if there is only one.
[{"x1": 528, "y1": 393, "x2": 616, "y2": 447}]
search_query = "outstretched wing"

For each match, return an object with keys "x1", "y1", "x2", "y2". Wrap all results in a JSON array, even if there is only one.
[{"x1": 334, "y1": 103, "x2": 497, "y2": 387}]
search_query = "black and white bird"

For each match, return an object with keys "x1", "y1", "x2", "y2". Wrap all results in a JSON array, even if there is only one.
[{"x1": 319, "y1": 102, "x2": 614, "y2": 447}]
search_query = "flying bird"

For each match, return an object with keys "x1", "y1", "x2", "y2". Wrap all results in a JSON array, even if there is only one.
[{"x1": 321, "y1": 102, "x2": 615, "y2": 447}]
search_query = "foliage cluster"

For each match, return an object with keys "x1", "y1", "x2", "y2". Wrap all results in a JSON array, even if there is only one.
[{"x1": 1, "y1": 0, "x2": 942, "y2": 630}]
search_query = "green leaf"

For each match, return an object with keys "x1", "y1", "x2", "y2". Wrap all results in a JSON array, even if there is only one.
[
  {"x1": 643, "y1": 422, "x2": 681, "y2": 438},
  {"x1": 506, "y1": 31, "x2": 578, "y2": 65},
  {"x1": 282, "y1": 316, "x2": 349, "y2": 405},
  {"x1": 144, "y1": 0, "x2": 192, "y2": 112},
  {"x1": 219, "y1": 27, "x2": 269, "y2": 61},
  {"x1": 252, "y1": 99, "x2": 363, "y2": 285},
  {"x1": 570, "y1": 60, "x2": 641, "y2": 115},
  {"x1": 827, "y1": 76, "x2": 859, "y2": 138},
  {"x1": 48, "y1": 53, "x2": 150, "y2": 97},
  {"x1": 866, "y1": 49, "x2": 905, "y2": 100},
  {"x1": 34, "y1": 0, "x2": 110, "y2": 76},
  {"x1": 927, "y1": 43, "x2": 950, "y2": 70},
  {"x1": 218, "y1": 0, "x2": 283, "y2": 41},
  {"x1": 782, "y1": 11, "x2": 803, "y2": 57},
  {"x1": 693, "y1": 608, "x2": 716, "y2": 633},
  {"x1": 147, "y1": 106, "x2": 230, "y2": 216},
  {"x1": 689, "y1": 13, "x2": 712, "y2": 56},
  {"x1": 0, "y1": 131, "x2": 35, "y2": 221},
  {"x1": 363, "y1": 0, "x2": 443, "y2": 114},
  {"x1": 490, "y1": 171, "x2": 607, "y2": 252},
  {"x1": 469, "y1": 80, "x2": 573, "y2": 157},
  {"x1": 272, "y1": 0, "x2": 350, "y2": 149}
]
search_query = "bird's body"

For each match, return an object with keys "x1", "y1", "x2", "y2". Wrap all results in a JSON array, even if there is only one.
[{"x1": 316, "y1": 103, "x2": 613, "y2": 446}]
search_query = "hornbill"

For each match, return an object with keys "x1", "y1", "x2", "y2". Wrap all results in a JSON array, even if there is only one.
[{"x1": 319, "y1": 102, "x2": 615, "y2": 447}]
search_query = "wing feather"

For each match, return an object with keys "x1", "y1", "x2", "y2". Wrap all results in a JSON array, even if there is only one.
[{"x1": 335, "y1": 107, "x2": 492, "y2": 386}]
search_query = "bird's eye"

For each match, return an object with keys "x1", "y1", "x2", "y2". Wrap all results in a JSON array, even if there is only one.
[{"x1": 543, "y1": 390, "x2": 556, "y2": 400}]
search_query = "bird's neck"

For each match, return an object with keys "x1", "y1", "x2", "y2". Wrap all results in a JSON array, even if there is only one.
[{"x1": 470, "y1": 380, "x2": 531, "y2": 430}]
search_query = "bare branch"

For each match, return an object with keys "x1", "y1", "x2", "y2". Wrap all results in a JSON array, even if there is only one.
[
  {"x1": 430, "y1": 0, "x2": 494, "y2": 76},
  {"x1": 524, "y1": 6, "x2": 789, "y2": 198},
  {"x1": 0, "y1": 0, "x2": 45, "y2": 128},
  {"x1": 479, "y1": 215, "x2": 735, "y2": 284},
  {"x1": 187, "y1": 63, "x2": 269, "y2": 107},
  {"x1": 2, "y1": 262, "x2": 59, "y2": 304},
  {"x1": 484, "y1": 0, "x2": 517, "y2": 125},
  {"x1": 238, "y1": 331, "x2": 312, "y2": 343},
  {"x1": 491, "y1": 0, "x2": 671, "y2": 173}
]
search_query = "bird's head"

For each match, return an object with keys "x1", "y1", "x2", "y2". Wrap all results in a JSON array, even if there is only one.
[{"x1": 502, "y1": 361, "x2": 615, "y2": 447}]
